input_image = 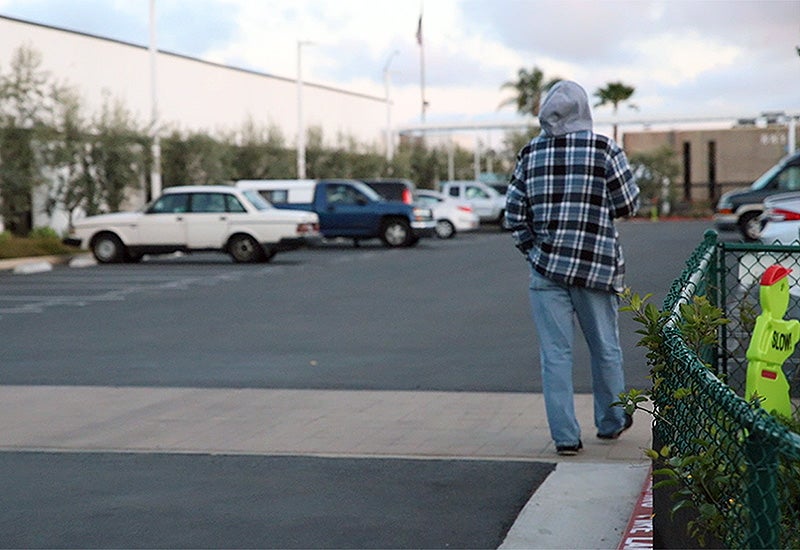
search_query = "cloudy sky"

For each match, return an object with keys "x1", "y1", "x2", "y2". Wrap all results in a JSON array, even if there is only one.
[{"x1": 0, "y1": 0, "x2": 798, "y2": 131}]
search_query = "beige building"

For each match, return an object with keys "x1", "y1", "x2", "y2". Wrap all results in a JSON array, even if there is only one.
[{"x1": 623, "y1": 123, "x2": 798, "y2": 203}]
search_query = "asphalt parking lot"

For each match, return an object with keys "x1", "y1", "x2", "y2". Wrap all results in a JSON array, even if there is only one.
[
  {"x1": 0, "y1": 220, "x2": 714, "y2": 548},
  {"x1": 0, "y1": 451, "x2": 555, "y2": 549}
]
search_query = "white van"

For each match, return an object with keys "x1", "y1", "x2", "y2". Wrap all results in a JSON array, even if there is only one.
[{"x1": 237, "y1": 179, "x2": 317, "y2": 205}]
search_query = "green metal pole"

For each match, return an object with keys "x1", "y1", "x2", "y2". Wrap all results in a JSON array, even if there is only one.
[{"x1": 745, "y1": 429, "x2": 780, "y2": 549}]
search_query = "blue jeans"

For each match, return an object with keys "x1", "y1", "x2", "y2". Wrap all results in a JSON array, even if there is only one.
[{"x1": 527, "y1": 267, "x2": 626, "y2": 447}]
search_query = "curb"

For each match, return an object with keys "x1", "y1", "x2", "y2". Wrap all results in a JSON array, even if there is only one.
[
  {"x1": 617, "y1": 465, "x2": 653, "y2": 550},
  {"x1": 0, "y1": 253, "x2": 94, "y2": 273}
]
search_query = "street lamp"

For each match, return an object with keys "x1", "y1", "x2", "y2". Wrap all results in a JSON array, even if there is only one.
[
  {"x1": 148, "y1": 0, "x2": 161, "y2": 199},
  {"x1": 297, "y1": 40, "x2": 314, "y2": 179},
  {"x1": 383, "y1": 50, "x2": 400, "y2": 163}
]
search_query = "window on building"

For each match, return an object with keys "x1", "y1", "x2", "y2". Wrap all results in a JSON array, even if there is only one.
[
  {"x1": 682, "y1": 142, "x2": 692, "y2": 201},
  {"x1": 708, "y1": 140, "x2": 717, "y2": 202}
]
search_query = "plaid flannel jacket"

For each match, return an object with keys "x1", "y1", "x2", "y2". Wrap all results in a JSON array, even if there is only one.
[{"x1": 505, "y1": 130, "x2": 640, "y2": 293}]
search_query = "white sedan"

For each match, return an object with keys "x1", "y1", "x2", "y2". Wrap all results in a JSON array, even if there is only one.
[
  {"x1": 759, "y1": 192, "x2": 800, "y2": 245},
  {"x1": 414, "y1": 190, "x2": 480, "y2": 239},
  {"x1": 65, "y1": 185, "x2": 320, "y2": 263}
]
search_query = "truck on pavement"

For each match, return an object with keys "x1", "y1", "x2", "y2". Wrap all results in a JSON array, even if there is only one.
[
  {"x1": 714, "y1": 151, "x2": 800, "y2": 241},
  {"x1": 236, "y1": 179, "x2": 436, "y2": 247},
  {"x1": 439, "y1": 180, "x2": 507, "y2": 226}
]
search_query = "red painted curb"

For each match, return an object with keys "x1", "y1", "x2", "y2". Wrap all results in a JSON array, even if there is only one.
[{"x1": 617, "y1": 465, "x2": 653, "y2": 550}]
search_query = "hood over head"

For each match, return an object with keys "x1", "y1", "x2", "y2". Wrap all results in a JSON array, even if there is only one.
[{"x1": 539, "y1": 80, "x2": 593, "y2": 137}]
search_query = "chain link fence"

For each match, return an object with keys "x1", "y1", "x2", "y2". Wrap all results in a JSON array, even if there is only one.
[{"x1": 655, "y1": 230, "x2": 800, "y2": 548}]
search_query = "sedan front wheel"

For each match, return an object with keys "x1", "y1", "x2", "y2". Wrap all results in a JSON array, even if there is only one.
[
  {"x1": 228, "y1": 234, "x2": 265, "y2": 263},
  {"x1": 91, "y1": 233, "x2": 126, "y2": 263}
]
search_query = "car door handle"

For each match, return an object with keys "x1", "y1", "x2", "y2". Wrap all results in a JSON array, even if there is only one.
[
  {"x1": 176, "y1": 216, "x2": 183, "y2": 221},
  {"x1": 219, "y1": 216, "x2": 227, "y2": 221}
]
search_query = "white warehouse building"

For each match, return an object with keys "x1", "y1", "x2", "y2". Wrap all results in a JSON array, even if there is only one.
[
  {"x1": 0, "y1": 15, "x2": 387, "y2": 144},
  {"x1": 0, "y1": 15, "x2": 388, "y2": 233}
]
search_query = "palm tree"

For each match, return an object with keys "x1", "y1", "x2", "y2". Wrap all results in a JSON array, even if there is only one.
[
  {"x1": 498, "y1": 67, "x2": 561, "y2": 117},
  {"x1": 593, "y1": 81, "x2": 637, "y2": 142}
]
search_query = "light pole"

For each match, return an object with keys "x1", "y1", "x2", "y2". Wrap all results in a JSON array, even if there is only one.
[
  {"x1": 296, "y1": 40, "x2": 313, "y2": 179},
  {"x1": 148, "y1": 0, "x2": 161, "y2": 198},
  {"x1": 383, "y1": 50, "x2": 400, "y2": 163},
  {"x1": 473, "y1": 135, "x2": 481, "y2": 181}
]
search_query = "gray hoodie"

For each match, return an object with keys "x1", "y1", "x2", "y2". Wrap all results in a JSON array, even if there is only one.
[{"x1": 539, "y1": 80, "x2": 593, "y2": 137}]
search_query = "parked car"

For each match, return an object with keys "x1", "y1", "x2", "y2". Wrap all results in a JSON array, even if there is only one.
[
  {"x1": 439, "y1": 180, "x2": 506, "y2": 225},
  {"x1": 759, "y1": 192, "x2": 800, "y2": 244},
  {"x1": 64, "y1": 185, "x2": 320, "y2": 263},
  {"x1": 714, "y1": 151, "x2": 800, "y2": 241},
  {"x1": 236, "y1": 179, "x2": 435, "y2": 247},
  {"x1": 478, "y1": 173, "x2": 510, "y2": 196},
  {"x1": 414, "y1": 190, "x2": 480, "y2": 239},
  {"x1": 487, "y1": 182, "x2": 508, "y2": 196},
  {"x1": 359, "y1": 178, "x2": 415, "y2": 204}
]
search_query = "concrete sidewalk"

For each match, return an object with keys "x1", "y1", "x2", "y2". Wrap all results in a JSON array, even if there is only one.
[{"x1": 0, "y1": 385, "x2": 651, "y2": 548}]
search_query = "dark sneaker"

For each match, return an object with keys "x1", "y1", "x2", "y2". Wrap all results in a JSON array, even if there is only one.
[
  {"x1": 597, "y1": 413, "x2": 633, "y2": 440},
  {"x1": 556, "y1": 440, "x2": 583, "y2": 456}
]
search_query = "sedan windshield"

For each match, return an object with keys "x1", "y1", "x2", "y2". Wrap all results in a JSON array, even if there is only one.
[{"x1": 241, "y1": 189, "x2": 273, "y2": 211}]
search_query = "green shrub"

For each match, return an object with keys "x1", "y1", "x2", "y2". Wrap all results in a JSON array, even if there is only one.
[
  {"x1": 0, "y1": 231, "x2": 76, "y2": 259},
  {"x1": 28, "y1": 226, "x2": 60, "y2": 240}
]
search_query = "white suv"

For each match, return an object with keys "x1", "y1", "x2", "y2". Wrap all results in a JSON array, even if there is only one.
[
  {"x1": 439, "y1": 180, "x2": 506, "y2": 224},
  {"x1": 65, "y1": 185, "x2": 320, "y2": 263}
]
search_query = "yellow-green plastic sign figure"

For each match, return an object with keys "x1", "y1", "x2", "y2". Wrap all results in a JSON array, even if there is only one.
[{"x1": 745, "y1": 264, "x2": 798, "y2": 417}]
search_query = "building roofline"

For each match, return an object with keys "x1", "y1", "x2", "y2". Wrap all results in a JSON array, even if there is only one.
[
  {"x1": 0, "y1": 14, "x2": 385, "y2": 104},
  {"x1": 398, "y1": 114, "x2": 800, "y2": 135}
]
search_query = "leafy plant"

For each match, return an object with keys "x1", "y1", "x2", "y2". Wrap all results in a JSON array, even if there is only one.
[
  {"x1": 0, "y1": 231, "x2": 76, "y2": 258},
  {"x1": 628, "y1": 145, "x2": 680, "y2": 216},
  {"x1": 616, "y1": 289, "x2": 670, "y2": 421},
  {"x1": 678, "y1": 295, "x2": 730, "y2": 368},
  {"x1": 619, "y1": 287, "x2": 800, "y2": 547},
  {"x1": 646, "y1": 442, "x2": 741, "y2": 547},
  {"x1": 27, "y1": 226, "x2": 58, "y2": 240},
  {"x1": 617, "y1": 289, "x2": 733, "y2": 545}
]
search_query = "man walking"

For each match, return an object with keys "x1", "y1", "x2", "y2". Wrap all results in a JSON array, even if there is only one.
[{"x1": 505, "y1": 80, "x2": 640, "y2": 456}]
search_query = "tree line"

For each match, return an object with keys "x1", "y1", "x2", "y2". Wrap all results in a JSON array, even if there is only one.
[{"x1": 0, "y1": 43, "x2": 671, "y2": 237}]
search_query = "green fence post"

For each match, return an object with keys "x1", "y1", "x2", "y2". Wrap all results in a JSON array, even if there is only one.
[
  {"x1": 709, "y1": 233, "x2": 728, "y2": 380},
  {"x1": 712, "y1": 235, "x2": 724, "y2": 376},
  {"x1": 745, "y1": 428, "x2": 780, "y2": 549}
]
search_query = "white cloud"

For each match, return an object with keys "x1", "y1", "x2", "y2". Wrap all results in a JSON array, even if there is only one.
[
  {"x1": 627, "y1": 31, "x2": 743, "y2": 86},
  {"x1": 0, "y1": 0, "x2": 797, "y2": 128},
  {"x1": 202, "y1": 0, "x2": 429, "y2": 81}
]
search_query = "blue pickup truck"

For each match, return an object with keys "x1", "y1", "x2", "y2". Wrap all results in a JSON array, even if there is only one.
[{"x1": 236, "y1": 179, "x2": 436, "y2": 247}]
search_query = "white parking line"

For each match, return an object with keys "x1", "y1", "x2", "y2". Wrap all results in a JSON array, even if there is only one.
[{"x1": 0, "y1": 270, "x2": 253, "y2": 318}]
